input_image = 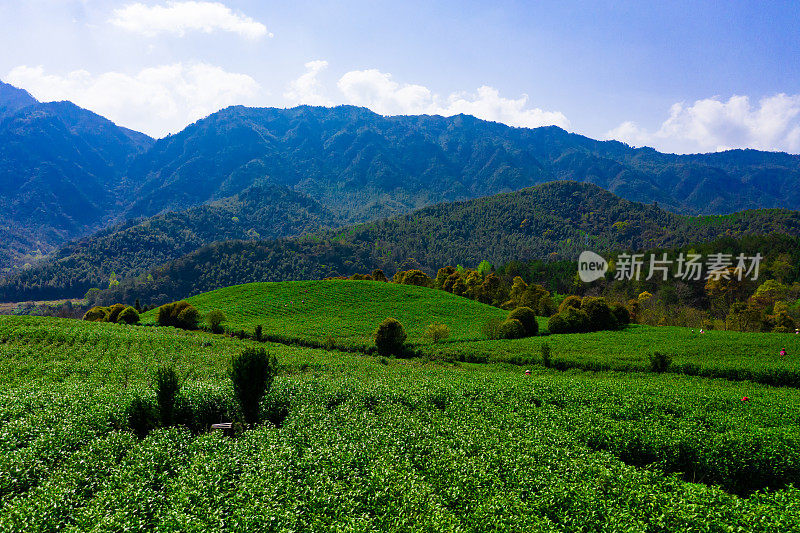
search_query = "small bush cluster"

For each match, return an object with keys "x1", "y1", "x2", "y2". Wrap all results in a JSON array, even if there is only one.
[
  {"x1": 484, "y1": 307, "x2": 540, "y2": 339},
  {"x1": 83, "y1": 303, "x2": 140, "y2": 324},
  {"x1": 548, "y1": 297, "x2": 627, "y2": 334},
  {"x1": 157, "y1": 301, "x2": 200, "y2": 330}
]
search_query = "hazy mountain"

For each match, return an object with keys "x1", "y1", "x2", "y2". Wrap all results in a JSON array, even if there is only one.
[
  {"x1": 0, "y1": 83, "x2": 154, "y2": 271},
  {"x1": 126, "y1": 105, "x2": 800, "y2": 223}
]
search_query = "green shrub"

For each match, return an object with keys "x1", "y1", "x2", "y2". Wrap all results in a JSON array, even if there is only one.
[
  {"x1": 548, "y1": 307, "x2": 590, "y2": 334},
  {"x1": 127, "y1": 396, "x2": 158, "y2": 439},
  {"x1": 230, "y1": 347, "x2": 278, "y2": 425},
  {"x1": 541, "y1": 342, "x2": 552, "y2": 368},
  {"x1": 254, "y1": 324, "x2": 263, "y2": 341},
  {"x1": 371, "y1": 269, "x2": 388, "y2": 282},
  {"x1": 107, "y1": 303, "x2": 127, "y2": 324},
  {"x1": 581, "y1": 297, "x2": 618, "y2": 332},
  {"x1": 649, "y1": 352, "x2": 673, "y2": 373},
  {"x1": 374, "y1": 318, "x2": 407, "y2": 355},
  {"x1": 154, "y1": 366, "x2": 181, "y2": 426},
  {"x1": 83, "y1": 306, "x2": 109, "y2": 322},
  {"x1": 610, "y1": 303, "x2": 630, "y2": 328},
  {"x1": 425, "y1": 322, "x2": 451, "y2": 343},
  {"x1": 117, "y1": 306, "x2": 140, "y2": 324},
  {"x1": 507, "y1": 307, "x2": 538, "y2": 337},
  {"x1": 206, "y1": 309, "x2": 226, "y2": 333},
  {"x1": 157, "y1": 301, "x2": 200, "y2": 330},
  {"x1": 498, "y1": 318, "x2": 525, "y2": 339},
  {"x1": 558, "y1": 295, "x2": 582, "y2": 312}
]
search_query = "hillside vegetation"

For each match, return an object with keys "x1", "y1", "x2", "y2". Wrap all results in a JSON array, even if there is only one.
[
  {"x1": 142, "y1": 280, "x2": 506, "y2": 348},
  {"x1": 2, "y1": 315, "x2": 800, "y2": 529},
  {"x1": 79, "y1": 182, "x2": 800, "y2": 306}
]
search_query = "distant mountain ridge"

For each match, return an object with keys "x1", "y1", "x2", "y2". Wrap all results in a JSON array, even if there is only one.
[
  {"x1": 3, "y1": 80, "x2": 800, "y2": 281},
  {"x1": 10, "y1": 181, "x2": 800, "y2": 304},
  {"x1": 124, "y1": 105, "x2": 800, "y2": 224}
]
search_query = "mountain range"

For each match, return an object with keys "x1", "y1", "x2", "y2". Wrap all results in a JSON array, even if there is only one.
[{"x1": 2, "y1": 79, "x2": 800, "y2": 301}]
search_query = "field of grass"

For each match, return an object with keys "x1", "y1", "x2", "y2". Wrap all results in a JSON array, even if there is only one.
[
  {"x1": 427, "y1": 324, "x2": 800, "y2": 384},
  {"x1": 2, "y1": 314, "x2": 800, "y2": 530},
  {"x1": 142, "y1": 280, "x2": 507, "y2": 347}
]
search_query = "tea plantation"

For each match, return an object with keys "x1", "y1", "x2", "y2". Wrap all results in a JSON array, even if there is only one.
[
  {"x1": 3, "y1": 282, "x2": 800, "y2": 530},
  {"x1": 141, "y1": 280, "x2": 507, "y2": 347}
]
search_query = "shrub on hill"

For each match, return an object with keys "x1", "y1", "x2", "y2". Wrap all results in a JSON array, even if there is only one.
[
  {"x1": 83, "y1": 306, "x2": 110, "y2": 322},
  {"x1": 375, "y1": 318, "x2": 407, "y2": 355},
  {"x1": 230, "y1": 347, "x2": 277, "y2": 425},
  {"x1": 206, "y1": 309, "x2": 226, "y2": 333},
  {"x1": 117, "y1": 306, "x2": 140, "y2": 324},
  {"x1": 548, "y1": 307, "x2": 590, "y2": 334},
  {"x1": 425, "y1": 322, "x2": 451, "y2": 343},
  {"x1": 498, "y1": 318, "x2": 526, "y2": 339},
  {"x1": 157, "y1": 301, "x2": 200, "y2": 330},
  {"x1": 507, "y1": 307, "x2": 538, "y2": 337},
  {"x1": 394, "y1": 269, "x2": 434, "y2": 288},
  {"x1": 581, "y1": 297, "x2": 619, "y2": 331},
  {"x1": 83, "y1": 304, "x2": 139, "y2": 324},
  {"x1": 610, "y1": 303, "x2": 630, "y2": 328},
  {"x1": 558, "y1": 295, "x2": 582, "y2": 312}
]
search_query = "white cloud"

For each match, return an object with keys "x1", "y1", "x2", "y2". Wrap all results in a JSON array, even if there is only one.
[
  {"x1": 606, "y1": 94, "x2": 800, "y2": 154},
  {"x1": 110, "y1": 1, "x2": 271, "y2": 39},
  {"x1": 285, "y1": 63, "x2": 569, "y2": 129},
  {"x1": 283, "y1": 60, "x2": 333, "y2": 106},
  {"x1": 7, "y1": 63, "x2": 262, "y2": 137}
]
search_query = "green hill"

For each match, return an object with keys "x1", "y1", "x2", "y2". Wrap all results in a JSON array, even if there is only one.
[
  {"x1": 89, "y1": 181, "x2": 800, "y2": 307},
  {"x1": 143, "y1": 280, "x2": 506, "y2": 348}
]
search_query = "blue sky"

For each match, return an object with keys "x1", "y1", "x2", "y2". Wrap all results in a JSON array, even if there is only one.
[{"x1": 1, "y1": 0, "x2": 798, "y2": 154}]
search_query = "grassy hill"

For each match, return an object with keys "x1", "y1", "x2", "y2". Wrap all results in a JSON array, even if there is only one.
[{"x1": 143, "y1": 280, "x2": 507, "y2": 347}]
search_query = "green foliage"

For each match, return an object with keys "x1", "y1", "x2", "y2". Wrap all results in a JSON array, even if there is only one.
[
  {"x1": 83, "y1": 306, "x2": 109, "y2": 322},
  {"x1": 154, "y1": 366, "x2": 181, "y2": 426},
  {"x1": 230, "y1": 347, "x2": 277, "y2": 425},
  {"x1": 206, "y1": 309, "x2": 226, "y2": 333},
  {"x1": 374, "y1": 318, "x2": 407, "y2": 355},
  {"x1": 255, "y1": 324, "x2": 263, "y2": 341},
  {"x1": 581, "y1": 297, "x2": 619, "y2": 332},
  {"x1": 610, "y1": 303, "x2": 630, "y2": 327},
  {"x1": 117, "y1": 306, "x2": 140, "y2": 324},
  {"x1": 425, "y1": 323, "x2": 451, "y2": 344},
  {"x1": 507, "y1": 307, "x2": 538, "y2": 337},
  {"x1": 157, "y1": 301, "x2": 200, "y2": 330},
  {"x1": 649, "y1": 352, "x2": 673, "y2": 373},
  {"x1": 498, "y1": 318, "x2": 526, "y2": 339},
  {"x1": 548, "y1": 307, "x2": 590, "y2": 334}
]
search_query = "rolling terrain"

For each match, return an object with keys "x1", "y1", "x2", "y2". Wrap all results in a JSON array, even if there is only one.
[
  {"x1": 141, "y1": 280, "x2": 507, "y2": 348},
  {"x1": 77, "y1": 181, "x2": 800, "y2": 307}
]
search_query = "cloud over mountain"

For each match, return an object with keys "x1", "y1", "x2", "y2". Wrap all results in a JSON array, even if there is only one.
[
  {"x1": 607, "y1": 94, "x2": 800, "y2": 154},
  {"x1": 7, "y1": 63, "x2": 262, "y2": 137}
]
